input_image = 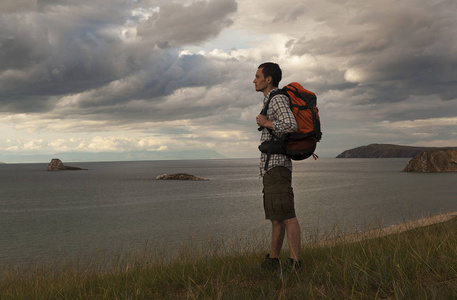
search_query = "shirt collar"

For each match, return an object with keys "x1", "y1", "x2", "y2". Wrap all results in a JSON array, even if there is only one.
[{"x1": 264, "y1": 87, "x2": 279, "y2": 100}]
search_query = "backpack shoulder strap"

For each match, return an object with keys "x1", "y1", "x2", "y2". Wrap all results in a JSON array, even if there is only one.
[
  {"x1": 258, "y1": 89, "x2": 289, "y2": 171},
  {"x1": 260, "y1": 89, "x2": 283, "y2": 116},
  {"x1": 258, "y1": 89, "x2": 284, "y2": 131}
]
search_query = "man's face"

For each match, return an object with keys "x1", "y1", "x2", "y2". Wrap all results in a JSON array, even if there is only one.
[{"x1": 253, "y1": 68, "x2": 269, "y2": 93}]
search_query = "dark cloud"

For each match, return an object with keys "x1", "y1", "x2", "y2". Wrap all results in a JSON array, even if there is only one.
[
  {"x1": 272, "y1": 3, "x2": 307, "y2": 23},
  {"x1": 0, "y1": 5, "x2": 133, "y2": 105},
  {"x1": 68, "y1": 59, "x2": 256, "y2": 125},
  {"x1": 137, "y1": 0, "x2": 237, "y2": 47},
  {"x1": 1, "y1": 0, "x2": 456, "y2": 158},
  {"x1": 73, "y1": 51, "x2": 226, "y2": 110},
  {"x1": 289, "y1": 0, "x2": 457, "y2": 103},
  {"x1": 0, "y1": 15, "x2": 49, "y2": 70},
  {"x1": 0, "y1": 0, "x2": 36, "y2": 13},
  {"x1": 0, "y1": 0, "x2": 238, "y2": 114}
]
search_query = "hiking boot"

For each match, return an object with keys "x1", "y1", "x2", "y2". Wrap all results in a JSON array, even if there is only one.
[
  {"x1": 260, "y1": 254, "x2": 280, "y2": 271},
  {"x1": 284, "y1": 257, "x2": 302, "y2": 272}
]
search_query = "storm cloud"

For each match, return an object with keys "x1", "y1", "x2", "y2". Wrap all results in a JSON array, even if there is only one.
[
  {"x1": 1, "y1": 0, "x2": 456, "y2": 160},
  {"x1": 137, "y1": 0, "x2": 237, "y2": 47},
  {"x1": 0, "y1": 0, "x2": 237, "y2": 113},
  {"x1": 288, "y1": 0, "x2": 457, "y2": 103}
]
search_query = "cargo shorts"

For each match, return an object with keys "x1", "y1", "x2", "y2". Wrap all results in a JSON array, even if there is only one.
[{"x1": 262, "y1": 166, "x2": 295, "y2": 221}]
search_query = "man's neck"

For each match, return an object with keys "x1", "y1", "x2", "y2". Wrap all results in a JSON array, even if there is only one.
[{"x1": 263, "y1": 85, "x2": 276, "y2": 96}]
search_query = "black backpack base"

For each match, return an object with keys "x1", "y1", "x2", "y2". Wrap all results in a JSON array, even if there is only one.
[{"x1": 286, "y1": 136, "x2": 317, "y2": 160}]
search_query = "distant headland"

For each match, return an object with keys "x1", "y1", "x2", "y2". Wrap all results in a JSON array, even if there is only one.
[{"x1": 336, "y1": 144, "x2": 457, "y2": 158}]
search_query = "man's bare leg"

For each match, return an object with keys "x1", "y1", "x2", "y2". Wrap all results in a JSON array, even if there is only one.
[
  {"x1": 284, "y1": 217, "x2": 301, "y2": 261},
  {"x1": 270, "y1": 220, "x2": 285, "y2": 258}
]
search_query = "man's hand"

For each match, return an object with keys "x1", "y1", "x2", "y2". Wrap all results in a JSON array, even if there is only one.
[{"x1": 256, "y1": 115, "x2": 273, "y2": 129}]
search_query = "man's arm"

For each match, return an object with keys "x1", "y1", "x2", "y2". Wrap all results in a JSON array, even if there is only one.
[{"x1": 267, "y1": 94, "x2": 297, "y2": 134}]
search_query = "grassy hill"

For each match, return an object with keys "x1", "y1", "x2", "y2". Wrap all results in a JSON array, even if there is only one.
[{"x1": 2, "y1": 216, "x2": 457, "y2": 299}]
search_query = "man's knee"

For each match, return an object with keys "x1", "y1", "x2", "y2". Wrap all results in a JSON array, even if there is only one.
[
  {"x1": 271, "y1": 219, "x2": 285, "y2": 228},
  {"x1": 283, "y1": 217, "x2": 299, "y2": 228},
  {"x1": 284, "y1": 217, "x2": 297, "y2": 223}
]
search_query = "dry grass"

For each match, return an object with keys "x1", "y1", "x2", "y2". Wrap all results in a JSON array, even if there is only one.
[{"x1": 2, "y1": 214, "x2": 457, "y2": 299}]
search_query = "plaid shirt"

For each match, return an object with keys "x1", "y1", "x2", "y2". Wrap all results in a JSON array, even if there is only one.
[{"x1": 259, "y1": 88, "x2": 298, "y2": 176}]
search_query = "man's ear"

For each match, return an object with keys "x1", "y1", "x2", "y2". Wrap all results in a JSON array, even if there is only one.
[{"x1": 266, "y1": 76, "x2": 272, "y2": 85}]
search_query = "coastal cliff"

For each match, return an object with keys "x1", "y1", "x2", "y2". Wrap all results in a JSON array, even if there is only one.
[
  {"x1": 336, "y1": 144, "x2": 457, "y2": 158},
  {"x1": 403, "y1": 150, "x2": 457, "y2": 172}
]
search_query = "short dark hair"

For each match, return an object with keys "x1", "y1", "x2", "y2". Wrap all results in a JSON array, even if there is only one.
[{"x1": 258, "y1": 62, "x2": 282, "y2": 87}]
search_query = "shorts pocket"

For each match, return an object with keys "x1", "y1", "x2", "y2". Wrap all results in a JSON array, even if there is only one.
[
  {"x1": 280, "y1": 187, "x2": 295, "y2": 212},
  {"x1": 264, "y1": 187, "x2": 294, "y2": 215}
]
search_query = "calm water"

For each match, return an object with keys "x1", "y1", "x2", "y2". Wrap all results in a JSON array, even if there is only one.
[{"x1": 1, "y1": 158, "x2": 457, "y2": 266}]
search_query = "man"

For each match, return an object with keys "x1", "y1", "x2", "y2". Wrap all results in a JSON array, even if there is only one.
[{"x1": 254, "y1": 62, "x2": 302, "y2": 270}]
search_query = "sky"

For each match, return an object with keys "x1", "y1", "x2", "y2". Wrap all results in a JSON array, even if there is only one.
[{"x1": 1, "y1": 0, "x2": 457, "y2": 162}]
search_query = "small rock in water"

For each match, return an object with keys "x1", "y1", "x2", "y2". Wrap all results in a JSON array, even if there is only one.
[
  {"x1": 156, "y1": 173, "x2": 209, "y2": 181},
  {"x1": 46, "y1": 159, "x2": 86, "y2": 171}
]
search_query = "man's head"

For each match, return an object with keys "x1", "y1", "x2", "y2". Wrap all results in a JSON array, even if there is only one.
[
  {"x1": 259, "y1": 62, "x2": 282, "y2": 87},
  {"x1": 254, "y1": 62, "x2": 282, "y2": 95}
]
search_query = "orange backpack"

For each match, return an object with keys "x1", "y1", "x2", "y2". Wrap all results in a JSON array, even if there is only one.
[{"x1": 259, "y1": 82, "x2": 322, "y2": 169}]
